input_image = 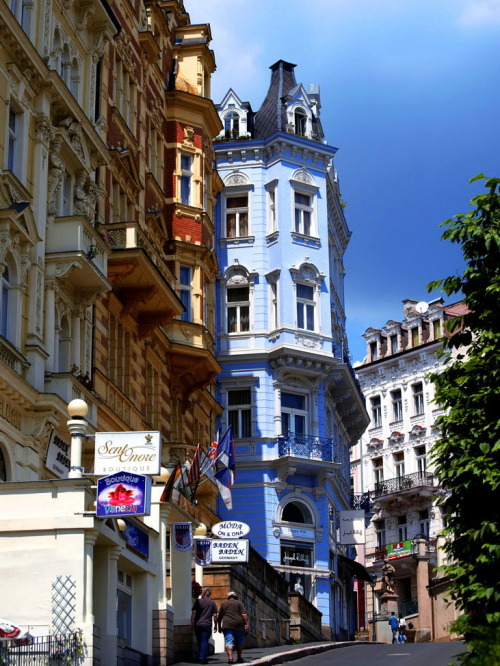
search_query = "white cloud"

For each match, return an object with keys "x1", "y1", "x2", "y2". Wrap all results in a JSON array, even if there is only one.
[{"x1": 458, "y1": 0, "x2": 500, "y2": 26}]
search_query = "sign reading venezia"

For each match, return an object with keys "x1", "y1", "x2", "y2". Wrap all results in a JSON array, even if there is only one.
[{"x1": 94, "y1": 432, "x2": 161, "y2": 476}]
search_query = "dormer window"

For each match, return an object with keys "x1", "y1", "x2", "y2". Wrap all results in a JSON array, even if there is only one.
[
  {"x1": 294, "y1": 109, "x2": 307, "y2": 135},
  {"x1": 433, "y1": 319, "x2": 442, "y2": 339},
  {"x1": 224, "y1": 111, "x2": 240, "y2": 139}
]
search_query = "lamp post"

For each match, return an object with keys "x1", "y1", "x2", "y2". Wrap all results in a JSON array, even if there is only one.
[
  {"x1": 370, "y1": 575, "x2": 377, "y2": 642},
  {"x1": 67, "y1": 399, "x2": 89, "y2": 479}
]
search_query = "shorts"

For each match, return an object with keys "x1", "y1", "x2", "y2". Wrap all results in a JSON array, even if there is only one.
[{"x1": 222, "y1": 628, "x2": 245, "y2": 647}]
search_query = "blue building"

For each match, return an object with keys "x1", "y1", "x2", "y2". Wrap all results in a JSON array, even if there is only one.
[{"x1": 213, "y1": 61, "x2": 369, "y2": 639}]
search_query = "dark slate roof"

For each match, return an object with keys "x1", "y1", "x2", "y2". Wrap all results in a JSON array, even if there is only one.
[{"x1": 253, "y1": 60, "x2": 298, "y2": 139}]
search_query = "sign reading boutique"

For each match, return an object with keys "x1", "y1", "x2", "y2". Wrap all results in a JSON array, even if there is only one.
[{"x1": 94, "y1": 431, "x2": 161, "y2": 476}]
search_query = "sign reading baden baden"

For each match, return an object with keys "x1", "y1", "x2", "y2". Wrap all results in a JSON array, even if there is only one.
[{"x1": 94, "y1": 431, "x2": 161, "y2": 476}]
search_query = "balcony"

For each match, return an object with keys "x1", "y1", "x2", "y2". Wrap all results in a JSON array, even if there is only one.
[
  {"x1": 45, "y1": 215, "x2": 110, "y2": 295},
  {"x1": 278, "y1": 433, "x2": 336, "y2": 463},
  {"x1": 351, "y1": 492, "x2": 373, "y2": 513},
  {"x1": 102, "y1": 222, "x2": 183, "y2": 336},
  {"x1": 166, "y1": 320, "x2": 221, "y2": 400},
  {"x1": 373, "y1": 471, "x2": 434, "y2": 499}
]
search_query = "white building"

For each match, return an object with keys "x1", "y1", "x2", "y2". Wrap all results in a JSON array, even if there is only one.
[{"x1": 351, "y1": 298, "x2": 465, "y2": 642}]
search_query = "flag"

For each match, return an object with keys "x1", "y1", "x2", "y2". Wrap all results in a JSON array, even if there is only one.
[
  {"x1": 217, "y1": 426, "x2": 236, "y2": 475},
  {"x1": 214, "y1": 466, "x2": 233, "y2": 509},
  {"x1": 187, "y1": 443, "x2": 201, "y2": 486},
  {"x1": 194, "y1": 537, "x2": 212, "y2": 566},
  {"x1": 207, "y1": 437, "x2": 218, "y2": 467},
  {"x1": 173, "y1": 522, "x2": 192, "y2": 551},
  {"x1": 213, "y1": 426, "x2": 236, "y2": 510},
  {"x1": 159, "y1": 463, "x2": 182, "y2": 502}
]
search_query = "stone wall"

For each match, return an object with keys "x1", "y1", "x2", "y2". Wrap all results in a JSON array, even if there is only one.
[{"x1": 203, "y1": 547, "x2": 322, "y2": 648}]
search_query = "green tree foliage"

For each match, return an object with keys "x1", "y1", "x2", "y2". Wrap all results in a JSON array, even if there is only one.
[{"x1": 427, "y1": 175, "x2": 500, "y2": 665}]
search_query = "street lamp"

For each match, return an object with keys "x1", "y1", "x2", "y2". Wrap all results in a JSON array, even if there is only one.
[
  {"x1": 370, "y1": 574, "x2": 378, "y2": 642},
  {"x1": 67, "y1": 399, "x2": 89, "y2": 479}
]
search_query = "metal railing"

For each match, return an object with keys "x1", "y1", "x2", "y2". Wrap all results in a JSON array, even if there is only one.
[
  {"x1": 278, "y1": 433, "x2": 336, "y2": 462},
  {"x1": 374, "y1": 471, "x2": 434, "y2": 497},
  {"x1": 351, "y1": 492, "x2": 373, "y2": 512},
  {"x1": 0, "y1": 632, "x2": 84, "y2": 665}
]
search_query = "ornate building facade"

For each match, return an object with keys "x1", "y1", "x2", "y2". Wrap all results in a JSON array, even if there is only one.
[
  {"x1": 212, "y1": 61, "x2": 369, "y2": 640},
  {"x1": 0, "y1": 0, "x2": 222, "y2": 662},
  {"x1": 351, "y1": 298, "x2": 465, "y2": 642}
]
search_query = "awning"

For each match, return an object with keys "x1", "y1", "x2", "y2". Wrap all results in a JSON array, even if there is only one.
[{"x1": 338, "y1": 554, "x2": 374, "y2": 583}]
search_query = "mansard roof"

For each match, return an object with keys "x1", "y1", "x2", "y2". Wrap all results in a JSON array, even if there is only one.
[{"x1": 253, "y1": 60, "x2": 322, "y2": 140}]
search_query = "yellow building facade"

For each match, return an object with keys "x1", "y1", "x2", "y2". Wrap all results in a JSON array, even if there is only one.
[{"x1": 0, "y1": 0, "x2": 222, "y2": 662}]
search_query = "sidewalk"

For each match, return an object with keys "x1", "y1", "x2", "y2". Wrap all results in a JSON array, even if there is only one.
[{"x1": 177, "y1": 640, "x2": 373, "y2": 666}]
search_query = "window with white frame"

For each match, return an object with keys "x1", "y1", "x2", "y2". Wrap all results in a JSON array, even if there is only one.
[
  {"x1": 394, "y1": 451, "x2": 405, "y2": 479},
  {"x1": 418, "y1": 509, "x2": 430, "y2": 537},
  {"x1": 180, "y1": 154, "x2": 193, "y2": 205},
  {"x1": 114, "y1": 58, "x2": 136, "y2": 128},
  {"x1": 228, "y1": 388, "x2": 251, "y2": 438},
  {"x1": 227, "y1": 285, "x2": 249, "y2": 333},
  {"x1": 374, "y1": 519, "x2": 386, "y2": 547},
  {"x1": 269, "y1": 280, "x2": 278, "y2": 330},
  {"x1": 294, "y1": 191, "x2": 312, "y2": 235},
  {"x1": 267, "y1": 187, "x2": 277, "y2": 233},
  {"x1": 117, "y1": 569, "x2": 133, "y2": 646},
  {"x1": 412, "y1": 382, "x2": 424, "y2": 415},
  {"x1": 225, "y1": 194, "x2": 248, "y2": 237},
  {"x1": 0, "y1": 264, "x2": 12, "y2": 339},
  {"x1": 179, "y1": 266, "x2": 192, "y2": 321},
  {"x1": 294, "y1": 108, "x2": 307, "y2": 136},
  {"x1": 373, "y1": 457, "x2": 383, "y2": 485},
  {"x1": 391, "y1": 389, "x2": 402, "y2": 422},
  {"x1": 296, "y1": 283, "x2": 315, "y2": 331},
  {"x1": 397, "y1": 514, "x2": 408, "y2": 541},
  {"x1": 224, "y1": 111, "x2": 240, "y2": 138},
  {"x1": 370, "y1": 395, "x2": 382, "y2": 427},
  {"x1": 110, "y1": 179, "x2": 134, "y2": 222},
  {"x1": 10, "y1": 0, "x2": 33, "y2": 32},
  {"x1": 7, "y1": 107, "x2": 21, "y2": 176},
  {"x1": 281, "y1": 392, "x2": 307, "y2": 435},
  {"x1": 415, "y1": 445, "x2": 427, "y2": 474}
]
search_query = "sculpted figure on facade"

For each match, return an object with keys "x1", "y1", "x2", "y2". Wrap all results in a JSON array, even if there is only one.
[{"x1": 47, "y1": 137, "x2": 64, "y2": 215}]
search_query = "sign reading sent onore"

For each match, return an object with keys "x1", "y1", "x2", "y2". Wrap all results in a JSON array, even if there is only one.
[
  {"x1": 94, "y1": 431, "x2": 161, "y2": 476},
  {"x1": 212, "y1": 521, "x2": 250, "y2": 539}
]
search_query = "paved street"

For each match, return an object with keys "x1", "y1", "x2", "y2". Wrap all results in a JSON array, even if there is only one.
[
  {"x1": 177, "y1": 640, "x2": 465, "y2": 666},
  {"x1": 287, "y1": 642, "x2": 465, "y2": 666}
]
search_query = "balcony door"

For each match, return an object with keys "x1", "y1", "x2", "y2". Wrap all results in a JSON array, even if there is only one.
[{"x1": 281, "y1": 392, "x2": 307, "y2": 435}]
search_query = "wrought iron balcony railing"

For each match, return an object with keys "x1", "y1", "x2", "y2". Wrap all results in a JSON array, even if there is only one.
[
  {"x1": 374, "y1": 471, "x2": 434, "y2": 498},
  {"x1": 351, "y1": 492, "x2": 373, "y2": 512},
  {"x1": 278, "y1": 433, "x2": 336, "y2": 463}
]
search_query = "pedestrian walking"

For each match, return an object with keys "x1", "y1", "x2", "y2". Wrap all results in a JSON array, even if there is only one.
[
  {"x1": 191, "y1": 587, "x2": 218, "y2": 664},
  {"x1": 217, "y1": 591, "x2": 249, "y2": 664},
  {"x1": 398, "y1": 614, "x2": 406, "y2": 642},
  {"x1": 388, "y1": 611, "x2": 399, "y2": 644}
]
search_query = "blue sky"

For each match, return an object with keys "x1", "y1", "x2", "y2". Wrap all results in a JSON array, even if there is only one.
[{"x1": 187, "y1": 0, "x2": 500, "y2": 362}]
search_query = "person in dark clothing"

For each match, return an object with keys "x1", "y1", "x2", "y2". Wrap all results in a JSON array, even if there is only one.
[
  {"x1": 217, "y1": 591, "x2": 248, "y2": 664},
  {"x1": 191, "y1": 587, "x2": 218, "y2": 664}
]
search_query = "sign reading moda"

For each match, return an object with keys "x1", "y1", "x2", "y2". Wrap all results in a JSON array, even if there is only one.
[
  {"x1": 94, "y1": 431, "x2": 160, "y2": 476},
  {"x1": 96, "y1": 472, "x2": 152, "y2": 517},
  {"x1": 212, "y1": 521, "x2": 250, "y2": 539}
]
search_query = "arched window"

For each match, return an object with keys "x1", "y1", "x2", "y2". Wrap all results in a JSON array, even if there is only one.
[{"x1": 282, "y1": 501, "x2": 313, "y2": 524}]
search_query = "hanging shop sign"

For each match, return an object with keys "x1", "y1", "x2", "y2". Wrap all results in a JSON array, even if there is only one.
[
  {"x1": 279, "y1": 526, "x2": 314, "y2": 540},
  {"x1": 45, "y1": 430, "x2": 71, "y2": 479},
  {"x1": 120, "y1": 519, "x2": 149, "y2": 558},
  {"x1": 339, "y1": 510, "x2": 366, "y2": 545},
  {"x1": 94, "y1": 431, "x2": 161, "y2": 476},
  {"x1": 173, "y1": 523, "x2": 193, "y2": 551},
  {"x1": 386, "y1": 540, "x2": 413, "y2": 560},
  {"x1": 194, "y1": 538, "x2": 213, "y2": 566},
  {"x1": 211, "y1": 539, "x2": 249, "y2": 563},
  {"x1": 96, "y1": 472, "x2": 152, "y2": 517},
  {"x1": 212, "y1": 521, "x2": 250, "y2": 539}
]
